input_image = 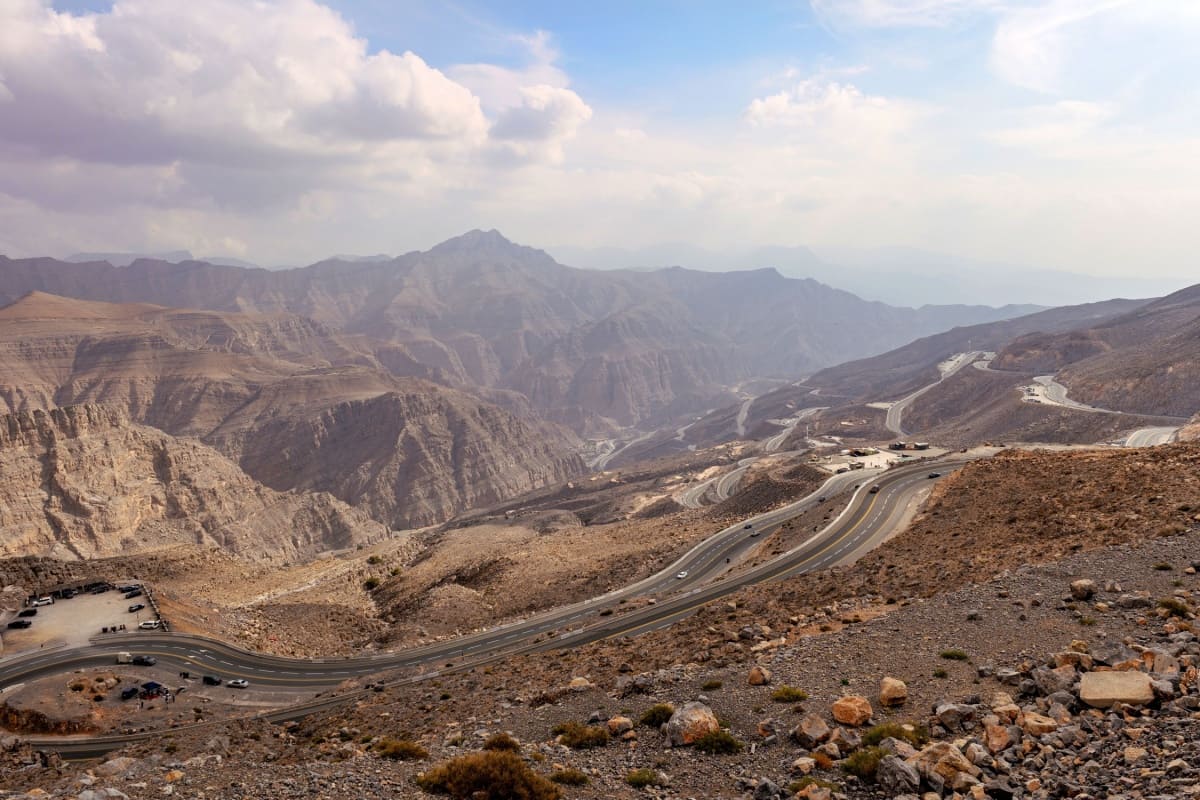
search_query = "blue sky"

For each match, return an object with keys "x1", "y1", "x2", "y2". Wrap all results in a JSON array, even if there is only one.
[{"x1": 1, "y1": 1, "x2": 1198, "y2": 282}]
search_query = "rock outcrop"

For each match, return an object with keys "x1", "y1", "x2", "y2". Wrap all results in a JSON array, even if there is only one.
[{"x1": 0, "y1": 405, "x2": 389, "y2": 562}]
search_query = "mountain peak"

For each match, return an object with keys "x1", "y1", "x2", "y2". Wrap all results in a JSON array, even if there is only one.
[{"x1": 430, "y1": 229, "x2": 520, "y2": 254}]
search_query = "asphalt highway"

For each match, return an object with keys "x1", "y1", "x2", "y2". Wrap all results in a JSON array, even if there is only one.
[{"x1": 4, "y1": 457, "x2": 969, "y2": 757}]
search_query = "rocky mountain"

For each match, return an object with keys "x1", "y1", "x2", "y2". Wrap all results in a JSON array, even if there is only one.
[
  {"x1": 0, "y1": 405, "x2": 389, "y2": 563},
  {"x1": 0, "y1": 231, "x2": 1038, "y2": 434},
  {"x1": 0, "y1": 292, "x2": 582, "y2": 531},
  {"x1": 997, "y1": 283, "x2": 1200, "y2": 418}
]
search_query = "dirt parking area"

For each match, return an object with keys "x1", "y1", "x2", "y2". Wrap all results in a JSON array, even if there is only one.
[{"x1": 0, "y1": 588, "x2": 158, "y2": 657}]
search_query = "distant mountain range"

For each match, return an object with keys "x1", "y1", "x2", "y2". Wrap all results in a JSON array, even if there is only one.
[
  {"x1": 548, "y1": 243, "x2": 1180, "y2": 307},
  {"x1": 6, "y1": 230, "x2": 1037, "y2": 435}
]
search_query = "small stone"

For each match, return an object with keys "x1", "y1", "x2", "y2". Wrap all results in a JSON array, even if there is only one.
[
  {"x1": 748, "y1": 665, "x2": 772, "y2": 686},
  {"x1": 792, "y1": 713, "x2": 831, "y2": 748},
  {"x1": 606, "y1": 716, "x2": 633, "y2": 736},
  {"x1": 790, "y1": 756, "x2": 816, "y2": 775},
  {"x1": 1123, "y1": 746, "x2": 1148, "y2": 764}
]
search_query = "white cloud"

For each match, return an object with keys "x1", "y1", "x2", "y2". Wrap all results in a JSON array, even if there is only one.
[
  {"x1": 490, "y1": 85, "x2": 592, "y2": 163},
  {"x1": 988, "y1": 100, "x2": 1115, "y2": 153}
]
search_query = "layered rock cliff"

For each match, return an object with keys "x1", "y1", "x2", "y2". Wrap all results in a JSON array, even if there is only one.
[{"x1": 0, "y1": 405, "x2": 390, "y2": 562}]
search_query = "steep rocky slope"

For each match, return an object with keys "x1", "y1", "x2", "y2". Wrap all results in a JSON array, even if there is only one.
[
  {"x1": 0, "y1": 292, "x2": 583, "y2": 531},
  {"x1": 0, "y1": 406, "x2": 389, "y2": 562},
  {"x1": 0, "y1": 231, "x2": 1036, "y2": 433},
  {"x1": 998, "y1": 283, "x2": 1200, "y2": 418}
]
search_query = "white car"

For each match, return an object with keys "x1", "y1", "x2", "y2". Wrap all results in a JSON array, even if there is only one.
[
  {"x1": 32, "y1": 597, "x2": 54, "y2": 607},
  {"x1": 227, "y1": 679, "x2": 249, "y2": 689},
  {"x1": 676, "y1": 571, "x2": 688, "y2": 580},
  {"x1": 138, "y1": 619, "x2": 162, "y2": 630}
]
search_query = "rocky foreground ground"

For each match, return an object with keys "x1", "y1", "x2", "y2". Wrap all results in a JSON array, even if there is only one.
[{"x1": 2, "y1": 520, "x2": 1197, "y2": 800}]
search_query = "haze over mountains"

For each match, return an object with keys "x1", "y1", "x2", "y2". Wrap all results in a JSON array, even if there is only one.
[{"x1": 548, "y1": 242, "x2": 1178, "y2": 307}]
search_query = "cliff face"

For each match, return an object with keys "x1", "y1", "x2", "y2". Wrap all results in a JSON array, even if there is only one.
[
  {"x1": 231, "y1": 389, "x2": 584, "y2": 529},
  {"x1": 0, "y1": 406, "x2": 390, "y2": 563},
  {"x1": 0, "y1": 294, "x2": 584, "y2": 543}
]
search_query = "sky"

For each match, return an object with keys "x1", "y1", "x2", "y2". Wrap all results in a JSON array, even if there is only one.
[{"x1": 1, "y1": 0, "x2": 1198, "y2": 280}]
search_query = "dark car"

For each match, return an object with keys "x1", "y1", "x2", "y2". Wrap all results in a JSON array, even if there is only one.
[
  {"x1": 124, "y1": 589, "x2": 143, "y2": 599},
  {"x1": 17, "y1": 608, "x2": 37, "y2": 617},
  {"x1": 132, "y1": 655, "x2": 157, "y2": 666},
  {"x1": 128, "y1": 603, "x2": 146, "y2": 613},
  {"x1": 202, "y1": 675, "x2": 222, "y2": 686},
  {"x1": 120, "y1": 687, "x2": 140, "y2": 701},
  {"x1": 868, "y1": 485, "x2": 881, "y2": 494},
  {"x1": 927, "y1": 472, "x2": 942, "y2": 479},
  {"x1": 7, "y1": 619, "x2": 32, "y2": 629}
]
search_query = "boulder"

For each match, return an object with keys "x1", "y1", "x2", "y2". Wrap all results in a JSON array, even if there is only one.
[
  {"x1": 1069, "y1": 579, "x2": 1097, "y2": 600},
  {"x1": 664, "y1": 702, "x2": 720, "y2": 747},
  {"x1": 790, "y1": 757, "x2": 816, "y2": 775},
  {"x1": 567, "y1": 676, "x2": 592, "y2": 691},
  {"x1": 748, "y1": 665, "x2": 772, "y2": 686},
  {"x1": 1079, "y1": 671, "x2": 1155, "y2": 708},
  {"x1": 792, "y1": 713, "x2": 831, "y2": 748},
  {"x1": 909, "y1": 742, "x2": 981, "y2": 790},
  {"x1": 831, "y1": 695, "x2": 873, "y2": 726},
  {"x1": 984, "y1": 723, "x2": 1014, "y2": 754},
  {"x1": 877, "y1": 755, "x2": 921, "y2": 795},
  {"x1": 94, "y1": 757, "x2": 138, "y2": 777},
  {"x1": 879, "y1": 676, "x2": 908, "y2": 707}
]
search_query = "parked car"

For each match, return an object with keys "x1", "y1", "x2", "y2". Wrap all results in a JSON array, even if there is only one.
[
  {"x1": 138, "y1": 620, "x2": 162, "y2": 630},
  {"x1": 202, "y1": 675, "x2": 222, "y2": 686},
  {"x1": 17, "y1": 609, "x2": 37, "y2": 617},
  {"x1": 124, "y1": 589, "x2": 143, "y2": 599},
  {"x1": 128, "y1": 603, "x2": 146, "y2": 613},
  {"x1": 120, "y1": 687, "x2": 140, "y2": 701},
  {"x1": 227, "y1": 679, "x2": 249, "y2": 689},
  {"x1": 7, "y1": 619, "x2": 32, "y2": 629},
  {"x1": 132, "y1": 655, "x2": 157, "y2": 666},
  {"x1": 117, "y1": 585, "x2": 138, "y2": 593},
  {"x1": 32, "y1": 597, "x2": 53, "y2": 606}
]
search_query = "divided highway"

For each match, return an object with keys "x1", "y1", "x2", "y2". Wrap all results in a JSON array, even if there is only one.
[{"x1": 4, "y1": 457, "x2": 969, "y2": 757}]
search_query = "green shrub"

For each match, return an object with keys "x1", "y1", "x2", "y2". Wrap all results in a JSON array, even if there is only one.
[
  {"x1": 363, "y1": 577, "x2": 381, "y2": 590},
  {"x1": 1153, "y1": 562, "x2": 1173, "y2": 571},
  {"x1": 638, "y1": 704, "x2": 675, "y2": 728},
  {"x1": 842, "y1": 746, "x2": 888, "y2": 780},
  {"x1": 376, "y1": 736, "x2": 428, "y2": 761},
  {"x1": 482, "y1": 732, "x2": 521, "y2": 752},
  {"x1": 861, "y1": 722, "x2": 929, "y2": 749},
  {"x1": 939, "y1": 649, "x2": 969, "y2": 661},
  {"x1": 367, "y1": 555, "x2": 382, "y2": 565},
  {"x1": 932, "y1": 668, "x2": 948, "y2": 679},
  {"x1": 701, "y1": 680, "x2": 723, "y2": 691},
  {"x1": 549, "y1": 768, "x2": 589, "y2": 786},
  {"x1": 692, "y1": 729, "x2": 743, "y2": 755},
  {"x1": 771, "y1": 686, "x2": 809, "y2": 702},
  {"x1": 625, "y1": 768, "x2": 662, "y2": 789},
  {"x1": 416, "y1": 750, "x2": 560, "y2": 799},
  {"x1": 551, "y1": 721, "x2": 608, "y2": 749},
  {"x1": 1159, "y1": 597, "x2": 1191, "y2": 618}
]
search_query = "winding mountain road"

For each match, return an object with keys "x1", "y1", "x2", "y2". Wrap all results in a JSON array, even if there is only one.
[
  {"x1": 885, "y1": 351, "x2": 985, "y2": 436},
  {"x1": 3, "y1": 457, "x2": 971, "y2": 758}
]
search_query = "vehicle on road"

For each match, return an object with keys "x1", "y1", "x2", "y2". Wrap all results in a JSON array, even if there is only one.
[
  {"x1": 7, "y1": 619, "x2": 32, "y2": 629},
  {"x1": 835, "y1": 467, "x2": 849, "y2": 474},
  {"x1": 17, "y1": 609, "x2": 37, "y2": 617},
  {"x1": 132, "y1": 655, "x2": 157, "y2": 666},
  {"x1": 116, "y1": 652, "x2": 133, "y2": 664},
  {"x1": 817, "y1": 496, "x2": 826, "y2": 503},
  {"x1": 128, "y1": 603, "x2": 146, "y2": 613},
  {"x1": 743, "y1": 523, "x2": 753, "y2": 529},
  {"x1": 227, "y1": 679, "x2": 249, "y2": 689},
  {"x1": 868, "y1": 485, "x2": 880, "y2": 494},
  {"x1": 138, "y1": 620, "x2": 162, "y2": 630},
  {"x1": 61, "y1": 589, "x2": 76, "y2": 599},
  {"x1": 202, "y1": 675, "x2": 222, "y2": 686},
  {"x1": 927, "y1": 472, "x2": 941, "y2": 479},
  {"x1": 675, "y1": 571, "x2": 688, "y2": 579},
  {"x1": 32, "y1": 597, "x2": 53, "y2": 606}
]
